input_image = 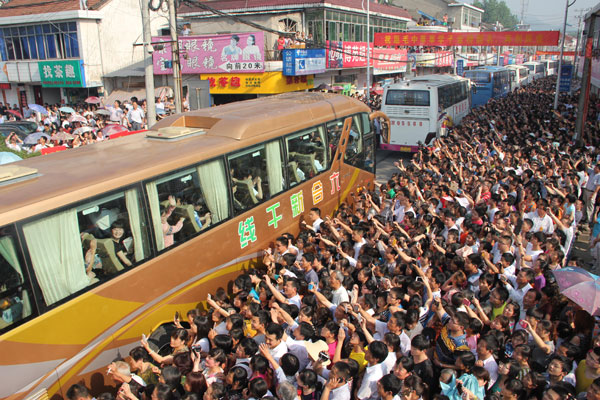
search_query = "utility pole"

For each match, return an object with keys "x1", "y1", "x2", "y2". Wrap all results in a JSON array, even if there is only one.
[
  {"x1": 366, "y1": 0, "x2": 371, "y2": 95},
  {"x1": 554, "y1": 0, "x2": 575, "y2": 110},
  {"x1": 168, "y1": 0, "x2": 182, "y2": 114},
  {"x1": 140, "y1": 0, "x2": 156, "y2": 127},
  {"x1": 575, "y1": 12, "x2": 596, "y2": 143}
]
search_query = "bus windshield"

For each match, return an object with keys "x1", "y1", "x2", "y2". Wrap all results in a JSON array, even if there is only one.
[
  {"x1": 464, "y1": 71, "x2": 491, "y2": 83},
  {"x1": 385, "y1": 90, "x2": 430, "y2": 106}
]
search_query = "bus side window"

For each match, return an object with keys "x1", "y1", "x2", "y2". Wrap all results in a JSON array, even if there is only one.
[
  {"x1": 0, "y1": 226, "x2": 34, "y2": 331},
  {"x1": 345, "y1": 114, "x2": 364, "y2": 167},
  {"x1": 228, "y1": 140, "x2": 284, "y2": 215},
  {"x1": 326, "y1": 120, "x2": 343, "y2": 162},
  {"x1": 362, "y1": 112, "x2": 375, "y2": 172},
  {"x1": 22, "y1": 188, "x2": 150, "y2": 306},
  {"x1": 146, "y1": 160, "x2": 230, "y2": 251},
  {"x1": 286, "y1": 126, "x2": 327, "y2": 186}
]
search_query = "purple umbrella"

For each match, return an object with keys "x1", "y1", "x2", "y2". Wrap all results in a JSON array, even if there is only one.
[{"x1": 553, "y1": 266, "x2": 600, "y2": 316}]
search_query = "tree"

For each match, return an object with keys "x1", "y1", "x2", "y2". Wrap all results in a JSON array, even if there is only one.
[{"x1": 473, "y1": 0, "x2": 520, "y2": 29}]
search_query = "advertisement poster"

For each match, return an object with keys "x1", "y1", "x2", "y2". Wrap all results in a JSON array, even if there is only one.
[{"x1": 153, "y1": 32, "x2": 265, "y2": 74}]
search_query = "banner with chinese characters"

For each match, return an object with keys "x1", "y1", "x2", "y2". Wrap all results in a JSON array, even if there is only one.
[
  {"x1": 434, "y1": 51, "x2": 453, "y2": 67},
  {"x1": 374, "y1": 31, "x2": 560, "y2": 47},
  {"x1": 325, "y1": 41, "x2": 407, "y2": 73},
  {"x1": 200, "y1": 72, "x2": 314, "y2": 94},
  {"x1": 153, "y1": 32, "x2": 265, "y2": 75},
  {"x1": 373, "y1": 48, "x2": 407, "y2": 74},
  {"x1": 38, "y1": 60, "x2": 85, "y2": 88}
]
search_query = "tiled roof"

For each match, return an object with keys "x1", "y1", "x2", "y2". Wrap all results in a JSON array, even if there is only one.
[
  {"x1": 179, "y1": 0, "x2": 412, "y2": 20},
  {"x1": 0, "y1": 0, "x2": 105, "y2": 18}
]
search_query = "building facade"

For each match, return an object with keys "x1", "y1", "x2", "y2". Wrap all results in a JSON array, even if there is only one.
[{"x1": 0, "y1": 0, "x2": 163, "y2": 109}]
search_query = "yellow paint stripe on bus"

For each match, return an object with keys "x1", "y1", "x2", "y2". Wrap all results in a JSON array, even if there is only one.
[
  {"x1": 120, "y1": 261, "x2": 246, "y2": 339},
  {"x1": 46, "y1": 260, "x2": 247, "y2": 396},
  {"x1": 5, "y1": 294, "x2": 142, "y2": 345},
  {"x1": 340, "y1": 168, "x2": 361, "y2": 203}
]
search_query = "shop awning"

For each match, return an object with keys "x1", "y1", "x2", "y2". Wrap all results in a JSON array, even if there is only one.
[
  {"x1": 418, "y1": 10, "x2": 443, "y2": 25},
  {"x1": 104, "y1": 86, "x2": 174, "y2": 103}
]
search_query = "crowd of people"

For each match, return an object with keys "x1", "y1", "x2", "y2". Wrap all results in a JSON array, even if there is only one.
[
  {"x1": 0, "y1": 96, "x2": 185, "y2": 154},
  {"x1": 63, "y1": 76, "x2": 600, "y2": 400}
]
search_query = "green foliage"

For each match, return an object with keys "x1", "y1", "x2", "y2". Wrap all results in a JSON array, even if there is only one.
[{"x1": 473, "y1": 0, "x2": 520, "y2": 29}]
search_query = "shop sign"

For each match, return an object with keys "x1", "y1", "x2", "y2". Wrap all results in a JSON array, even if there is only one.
[
  {"x1": 200, "y1": 72, "x2": 314, "y2": 94},
  {"x1": 434, "y1": 51, "x2": 454, "y2": 67},
  {"x1": 153, "y1": 32, "x2": 265, "y2": 75},
  {"x1": 373, "y1": 48, "x2": 407, "y2": 74},
  {"x1": 325, "y1": 41, "x2": 407, "y2": 72},
  {"x1": 375, "y1": 31, "x2": 560, "y2": 47},
  {"x1": 38, "y1": 60, "x2": 85, "y2": 88},
  {"x1": 283, "y1": 48, "x2": 326, "y2": 76}
]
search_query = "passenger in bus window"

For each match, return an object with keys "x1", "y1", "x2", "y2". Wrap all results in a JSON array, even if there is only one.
[
  {"x1": 81, "y1": 234, "x2": 101, "y2": 282},
  {"x1": 110, "y1": 221, "x2": 133, "y2": 268},
  {"x1": 192, "y1": 201, "x2": 212, "y2": 230},
  {"x1": 161, "y1": 196, "x2": 185, "y2": 248}
]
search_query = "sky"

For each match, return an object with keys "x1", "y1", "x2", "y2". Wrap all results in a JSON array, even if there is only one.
[{"x1": 470, "y1": 0, "x2": 598, "y2": 31}]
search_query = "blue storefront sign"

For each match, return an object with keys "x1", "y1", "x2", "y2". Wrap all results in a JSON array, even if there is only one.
[
  {"x1": 456, "y1": 59, "x2": 464, "y2": 76},
  {"x1": 283, "y1": 48, "x2": 326, "y2": 76},
  {"x1": 559, "y1": 64, "x2": 573, "y2": 92}
]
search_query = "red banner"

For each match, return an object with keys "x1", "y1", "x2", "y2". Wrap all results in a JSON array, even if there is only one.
[
  {"x1": 326, "y1": 41, "x2": 407, "y2": 72},
  {"x1": 435, "y1": 51, "x2": 453, "y2": 67},
  {"x1": 535, "y1": 51, "x2": 575, "y2": 56},
  {"x1": 374, "y1": 31, "x2": 560, "y2": 47}
]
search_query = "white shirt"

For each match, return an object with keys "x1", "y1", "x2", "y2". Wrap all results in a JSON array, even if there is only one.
[
  {"x1": 357, "y1": 363, "x2": 388, "y2": 400},
  {"x1": 332, "y1": 286, "x2": 349, "y2": 306},
  {"x1": 525, "y1": 210, "x2": 554, "y2": 234},
  {"x1": 329, "y1": 383, "x2": 351, "y2": 400},
  {"x1": 270, "y1": 340, "x2": 288, "y2": 362},
  {"x1": 481, "y1": 355, "x2": 498, "y2": 388},
  {"x1": 505, "y1": 282, "x2": 532, "y2": 309}
]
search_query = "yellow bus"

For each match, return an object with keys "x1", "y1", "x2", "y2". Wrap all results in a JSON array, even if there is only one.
[{"x1": 0, "y1": 92, "x2": 379, "y2": 400}]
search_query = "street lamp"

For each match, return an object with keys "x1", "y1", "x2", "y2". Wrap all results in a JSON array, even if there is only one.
[{"x1": 554, "y1": 0, "x2": 576, "y2": 110}]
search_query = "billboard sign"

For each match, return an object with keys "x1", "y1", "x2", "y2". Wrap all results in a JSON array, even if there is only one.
[
  {"x1": 283, "y1": 48, "x2": 326, "y2": 76},
  {"x1": 153, "y1": 32, "x2": 265, "y2": 74}
]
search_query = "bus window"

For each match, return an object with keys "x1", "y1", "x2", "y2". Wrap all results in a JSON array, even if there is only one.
[
  {"x1": 465, "y1": 71, "x2": 491, "y2": 83},
  {"x1": 0, "y1": 226, "x2": 33, "y2": 331},
  {"x1": 228, "y1": 140, "x2": 285, "y2": 215},
  {"x1": 146, "y1": 161, "x2": 230, "y2": 251},
  {"x1": 362, "y1": 113, "x2": 375, "y2": 173},
  {"x1": 286, "y1": 126, "x2": 327, "y2": 186},
  {"x1": 22, "y1": 188, "x2": 150, "y2": 306},
  {"x1": 345, "y1": 114, "x2": 364, "y2": 166},
  {"x1": 385, "y1": 90, "x2": 430, "y2": 106}
]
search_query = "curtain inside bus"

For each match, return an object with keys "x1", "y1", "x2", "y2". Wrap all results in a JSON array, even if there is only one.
[
  {"x1": 23, "y1": 211, "x2": 89, "y2": 305},
  {"x1": 196, "y1": 159, "x2": 229, "y2": 223},
  {"x1": 146, "y1": 181, "x2": 166, "y2": 251},
  {"x1": 125, "y1": 189, "x2": 145, "y2": 262},
  {"x1": 0, "y1": 234, "x2": 32, "y2": 324},
  {"x1": 266, "y1": 141, "x2": 284, "y2": 195}
]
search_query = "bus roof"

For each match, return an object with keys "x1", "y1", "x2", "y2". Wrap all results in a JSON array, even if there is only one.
[
  {"x1": 0, "y1": 92, "x2": 369, "y2": 225},
  {"x1": 475, "y1": 66, "x2": 509, "y2": 71},
  {"x1": 386, "y1": 74, "x2": 467, "y2": 89},
  {"x1": 522, "y1": 61, "x2": 542, "y2": 65}
]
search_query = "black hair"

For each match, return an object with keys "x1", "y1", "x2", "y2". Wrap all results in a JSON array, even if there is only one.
[{"x1": 368, "y1": 341, "x2": 389, "y2": 364}]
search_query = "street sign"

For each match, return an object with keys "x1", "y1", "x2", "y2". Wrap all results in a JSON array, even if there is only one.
[
  {"x1": 283, "y1": 48, "x2": 326, "y2": 76},
  {"x1": 456, "y1": 59, "x2": 464, "y2": 76},
  {"x1": 559, "y1": 64, "x2": 573, "y2": 92}
]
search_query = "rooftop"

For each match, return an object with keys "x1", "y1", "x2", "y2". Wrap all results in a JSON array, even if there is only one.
[
  {"x1": 179, "y1": 0, "x2": 412, "y2": 20},
  {"x1": 0, "y1": 0, "x2": 105, "y2": 17}
]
